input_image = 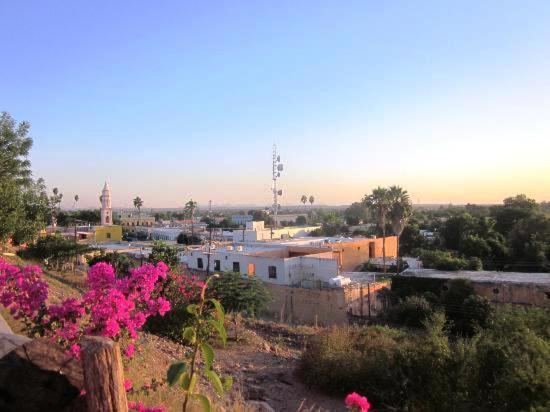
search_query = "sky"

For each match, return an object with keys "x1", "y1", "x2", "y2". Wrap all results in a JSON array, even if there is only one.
[{"x1": 1, "y1": 1, "x2": 549, "y2": 209}]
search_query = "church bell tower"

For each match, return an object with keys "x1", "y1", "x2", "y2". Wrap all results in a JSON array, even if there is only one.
[{"x1": 100, "y1": 182, "x2": 112, "y2": 226}]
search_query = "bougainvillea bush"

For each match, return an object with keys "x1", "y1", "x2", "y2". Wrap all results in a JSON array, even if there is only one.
[
  {"x1": 0, "y1": 258, "x2": 171, "y2": 358},
  {"x1": 144, "y1": 271, "x2": 205, "y2": 343}
]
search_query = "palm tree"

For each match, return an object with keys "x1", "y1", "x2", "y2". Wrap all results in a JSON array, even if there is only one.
[
  {"x1": 300, "y1": 195, "x2": 308, "y2": 208},
  {"x1": 308, "y1": 195, "x2": 315, "y2": 207},
  {"x1": 133, "y1": 196, "x2": 143, "y2": 219},
  {"x1": 73, "y1": 194, "x2": 79, "y2": 209},
  {"x1": 363, "y1": 187, "x2": 392, "y2": 274},
  {"x1": 185, "y1": 199, "x2": 198, "y2": 245},
  {"x1": 388, "y1": 186, "x2": 412, "y2": 273}
]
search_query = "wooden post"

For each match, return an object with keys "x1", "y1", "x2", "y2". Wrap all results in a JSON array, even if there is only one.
[
  {"x1": 359, "y1": 284, "x2": 364, "y2": 316},
  {"x1": 81, "y1": 336, "x2": 128, "y2": 412}
]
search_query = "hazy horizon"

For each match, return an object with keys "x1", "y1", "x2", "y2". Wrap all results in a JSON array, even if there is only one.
[{"x1": 2, "y1": 1, "x2": 549, "y2": 208}]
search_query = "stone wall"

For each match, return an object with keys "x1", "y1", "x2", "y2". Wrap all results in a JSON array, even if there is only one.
[{"x1": 264, "y1": 282, "x2": 387, "y2": 326}]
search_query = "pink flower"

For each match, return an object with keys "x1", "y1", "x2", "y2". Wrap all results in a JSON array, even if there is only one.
[
  {"x1": 128, "y1": 401, "x2": 166, "y2": 412},
  {"x1": 124, "y1": 343, "x2": 135, "y2": 358},
  {"x1": 69, "y1": 344, "x2": 81, "y2": 359},
  {"x1": 124, "y1": 379, "x2": 133, "y2": 392},
  {"x1": 345, "y1": 392, "x2": 371, "y2": 412}
]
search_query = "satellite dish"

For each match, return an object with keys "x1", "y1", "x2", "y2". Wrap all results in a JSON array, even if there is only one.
[
  {"x1": 277, "y1": 190, "x2": 283, "y2": 195},
  {"x1": 277, "y1": 164, "x2": 284, "y2": 171},
  {"x1": 277, "y1": 172, "x2": 280, "y2": 177},
  {"x1": 277, "y1": 155, "x2": 280, "y2": 162}
]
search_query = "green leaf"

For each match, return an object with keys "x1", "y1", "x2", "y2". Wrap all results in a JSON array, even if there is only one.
[
  {"x1": 180, "y1": 372, "x2": 197, "y2": 394},
  {"x1": 209, "y1": 298, "x2": 225, "y2": 322},
  {"x1": 208, "y1": 319, "x2": 227, "y2": 346},
  {"x1": 193, "y1": 393, "x2": 211, "y2": 412},
  {"x1": 205, "y1": 369, "x2": 224, "y2": 396},
  {"x1": 223, "y1": 375, "x2": 233, "y2": 391},
  {"x1": 200, "y1": 342, "x2": 215, "y2": 370},
  {"x1": 186, "y1": 304, "x2": 198, "y2": 316},
  {"x1": 166, "y1": 362, "x2": 186, "y2": 386},
  {"x1": 182, "y1": 326, "x2": 196, "y2": 344}
]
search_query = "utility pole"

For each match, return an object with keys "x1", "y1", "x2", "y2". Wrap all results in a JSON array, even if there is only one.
[{"x1": 205, "y1": 227, "x2": 213, "y2": 276}]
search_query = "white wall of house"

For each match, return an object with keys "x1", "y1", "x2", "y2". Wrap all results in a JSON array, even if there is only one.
[{"x1": 184, "y1": 246, "x2": 337, "y2": 286}]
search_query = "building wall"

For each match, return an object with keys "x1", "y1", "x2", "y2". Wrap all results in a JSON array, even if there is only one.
[
  {"x1": 185, "y1": 248, "x2": 337, "y2": 286},
  {"x1": 238, "y1": 226, "x2": 320, "y2": 241},
  {"x1": 94, "y1": 225, "x2": 122, "y2": 242},
  {"x1": 327, "y1": 236, "x2": 398, "y2": 271},
  {"x1": 264, "y1": 282, "x2": 385, "y2": 326},
  {"x1": 472, "y1": 282, "x2": 549, "y2": 308},
  {"x1": 120, "y1": 217, "x2": 155, "y2": 227}
]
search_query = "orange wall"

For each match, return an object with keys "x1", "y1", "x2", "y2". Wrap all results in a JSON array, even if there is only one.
[{"x1": 328, "y1": 237, "x2": 398, "y2": 271}]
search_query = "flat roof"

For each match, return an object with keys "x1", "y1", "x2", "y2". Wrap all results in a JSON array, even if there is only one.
[{"x1": 402, "y1": 268, "x2": 550, "y2": 286}]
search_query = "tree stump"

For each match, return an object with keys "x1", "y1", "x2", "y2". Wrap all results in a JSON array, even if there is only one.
[{"x1": 81, "y1": 336, "x2": 128, "y2": 412}]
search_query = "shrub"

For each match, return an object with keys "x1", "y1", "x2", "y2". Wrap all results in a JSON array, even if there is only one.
[
  {"x1": 87, "y1": 251, "x2": 134, "y2": 277},
  {"x1": 301, "y1": 308, "x2": 550, "y2": 411},
  {"x1": 145, "y1": 272, "x2": 204, "y2": 343},
  {"x1": 386, "y1": 295, "x2": 435, "y2": 328}
]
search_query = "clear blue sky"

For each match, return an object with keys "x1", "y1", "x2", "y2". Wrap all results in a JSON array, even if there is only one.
[{"x1": 2, "y1": 1, "x2": 549, "y2": 208}]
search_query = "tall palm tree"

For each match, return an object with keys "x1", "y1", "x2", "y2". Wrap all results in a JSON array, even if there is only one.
[
  {"x1": 388, "y1": 186, "x2": 412, "y2": 273},
  {"x1": 73, "y1": 194, "x2": 79, "y2": 209},
  {"x1": 308, "y1": 195, "x2": 315, "y2": 207},
  {"x1": 363, "y1": 187, "x2": 392, "y2": 274},
  {"x1": 133, "y1": 196, "x2": 143, "y2": 219},
  {"x1": 185, "y1": 199, "x2": 198, "y2": 245},
  {"x1": 300, "y1": 194, "x2": 308, "y2": 208}
]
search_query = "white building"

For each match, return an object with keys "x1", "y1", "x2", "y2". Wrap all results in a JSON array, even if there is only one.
[
  {"x1": 151, "y1": 227, "x2": 183, "y2": 241},
  {"x1": 183, "y1": 240, "x2": 342, "y2": 286},
  {"x1": 231, "y1": 221, "x2": 320, "y2": 242}
]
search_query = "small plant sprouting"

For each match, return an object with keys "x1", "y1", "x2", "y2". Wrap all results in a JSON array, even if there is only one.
[{"x1": 167, "y1": 274, "x2": 232, "y2": 412}]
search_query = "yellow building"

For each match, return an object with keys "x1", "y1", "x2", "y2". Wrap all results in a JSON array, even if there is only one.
[{"x1": 94, "y1": 225, "x2": 122, "y2": 242}]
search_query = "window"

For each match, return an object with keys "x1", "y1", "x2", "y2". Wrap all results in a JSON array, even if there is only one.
[
  {"x1": 197, "y1": 258, "x2": 204, "y2": 269},
  {"x1": 268, "y1": 266, "x2": 277, "y2": 279},
  {"x1": 232, "y1": 262, "x2": 240, "y2": 273},
  {"x1": 106, "y1": 233, "x2": 111, "y2": 239},
  {"x1": 248, "y1": 263, "x2": 255, "y2": 276},
  {"x1": 106, "y1": 216, "x2": 110, "y2": 224},
  {"x1": 214, "y1": 260, "x2": 220, "y2": 271}
]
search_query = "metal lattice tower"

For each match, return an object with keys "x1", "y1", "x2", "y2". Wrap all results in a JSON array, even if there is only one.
[{"x1": 272, "y1": 145, "x2": 283, "y2": 229}]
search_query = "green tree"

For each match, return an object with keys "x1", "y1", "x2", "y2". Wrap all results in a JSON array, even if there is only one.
[
  {"x1": 149, "y1": 241, "x2": 179, "y2": 270},
  {"x1": 0, "y1": 112, "x2": 33, "y2": 185},
  {"x1": 363, "y1": 187, "x2": 392, "y2": 273},
  {"x1": 49, "y1": 187, "x2": 63, "y2": 227},
  {"x1": 296, "y1": 215, "x2": 307, "y2": 225},
  {"x1": 133, "y1": 196, "x2": 143, "y2": 218},
  {"x1": 184, "y1": 199, "x2": 198, "y2": 245},
  {"x1": 21, "y1": 234, "x2": 92, "y2": 270},
  {"x1": 0, "y1": 113, "x2": 50, "y2": 247},
  {"x1": 210, "y1": 272, "x2": 271, "y2": 340},
  {"x1": 491, "y1": 194, "x2": 539, "y2": 235},
  {"x1": 344, "y1": 202, "x2": 369, "y2": 225},
  {"x1": 388, "y1": 186, "x2": 412, "y2": 272}
]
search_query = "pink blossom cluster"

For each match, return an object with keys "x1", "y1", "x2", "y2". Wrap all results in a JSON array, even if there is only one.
[
  {"x1": 0, "y1": 259, "x2": 48, "y2": 321},
  {"x1": 345, "y1": 392, "x2": 371, "y2": 412},
  {"x1": 0, "y1": 258, "x2": 172, "y2": 360},
  {"x1": 128, "y1": 401, "x2": 166, "y2": 412}
]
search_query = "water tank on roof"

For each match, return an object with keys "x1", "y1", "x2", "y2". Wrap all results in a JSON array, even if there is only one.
[
  {"x1": 227, "y1": 245, "x2": 234, "y2": 251},
  {"x1": 236, "y1": 245, "x2": 243, "y2": 252}
]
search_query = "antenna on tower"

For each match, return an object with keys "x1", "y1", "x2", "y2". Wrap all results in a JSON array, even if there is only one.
[{"x1": 272, "y1": 144, "x2": 283, "y2": 229}]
